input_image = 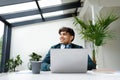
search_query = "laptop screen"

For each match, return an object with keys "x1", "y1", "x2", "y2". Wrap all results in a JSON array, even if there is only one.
[{"x1": 50, "y1": 49, "x2": 90, "y2": 73}]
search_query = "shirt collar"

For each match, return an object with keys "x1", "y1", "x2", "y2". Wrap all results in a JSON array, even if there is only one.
[{"x1": 60, "y1": 43, "x2": 72, "y2": 49}]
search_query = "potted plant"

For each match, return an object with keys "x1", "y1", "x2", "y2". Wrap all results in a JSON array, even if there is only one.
[
  {"x1": 73, "y1": 13, "x2": 119, "y2": 64},
  {"x1": 5, "y1": 55, "x2": 23, "y2": 72},
  {"x1": 29, "y1": 52, "x2": 42, "y2": 74}
]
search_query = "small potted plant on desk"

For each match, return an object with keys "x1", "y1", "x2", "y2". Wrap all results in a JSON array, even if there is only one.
[
  {"x1": 5, "y1": 55, "x2": 23, "y2": 72},
  {"x1": 29, "y1": 52, "x2": 42, "y2": 74}
]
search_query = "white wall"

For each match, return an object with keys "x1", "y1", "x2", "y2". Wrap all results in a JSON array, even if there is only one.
[
  {"x1": 99, "y1": 7, "x2": 120, "y2": 70},
  {"x1": 10, "y1": 18, "x2": 85, "y2": 70}
]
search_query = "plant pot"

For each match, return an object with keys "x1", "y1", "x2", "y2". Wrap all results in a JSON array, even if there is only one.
[{"x1": 31, "y1": 61, "x2": 41, "y2": 74}]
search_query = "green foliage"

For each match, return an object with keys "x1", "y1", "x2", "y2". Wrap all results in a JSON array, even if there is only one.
[
  {"x1": 5, "y1": 55, "x2": 23, "y2": 72},
  {"x1": 73, "y1": 13, "x2": 119, "y2": 46},
  {"x1": 29, "y1": 52, "x2": 42, "y2": 61},
  {"x1": 0, "y1": 38, "x2": 2, "y2": 51},
  {"x1": 73, "y1": 13, "x2": 119, "y2": 64}
]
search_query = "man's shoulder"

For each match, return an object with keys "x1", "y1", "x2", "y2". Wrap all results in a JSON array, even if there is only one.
[
  {"x1": 71, "y1": 43, "x2": 83, "y2": 48},
  {"x1": 51, "y1": 43, "x2": 61, "y2": 48}
]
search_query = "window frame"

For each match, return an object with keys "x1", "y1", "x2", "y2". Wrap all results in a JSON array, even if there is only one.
[{"x1": 0, "y1": 24, "x2": 11, "y2": 73}]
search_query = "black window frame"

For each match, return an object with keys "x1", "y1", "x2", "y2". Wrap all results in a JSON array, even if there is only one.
[{"x1": 0, "y1": 24, "x2": 11, "y2": 73}]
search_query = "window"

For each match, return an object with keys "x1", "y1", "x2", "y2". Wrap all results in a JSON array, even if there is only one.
[{"x1": 0, "y1": 0, "x2": 62, "y2": 23}]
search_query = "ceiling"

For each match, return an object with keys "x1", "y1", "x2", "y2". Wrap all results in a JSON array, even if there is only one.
[{"x1": 0, "y1": 0, "x2": 83, "y2": 27}]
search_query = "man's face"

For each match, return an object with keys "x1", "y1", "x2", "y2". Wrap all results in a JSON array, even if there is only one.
[{"x1": 59, "y1": 31, "x2": 73, "y2": 44}]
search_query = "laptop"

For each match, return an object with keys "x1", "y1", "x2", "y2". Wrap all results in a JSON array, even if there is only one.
[{"x1": 50, "y1": 49, "x2": 90, "y2": 73}]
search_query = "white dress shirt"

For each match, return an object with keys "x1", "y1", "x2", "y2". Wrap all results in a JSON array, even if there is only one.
[{"x1": 60, "y1": 44, "x2": 71, "y2": 49}]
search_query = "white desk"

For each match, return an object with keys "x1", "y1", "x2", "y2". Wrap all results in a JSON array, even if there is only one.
[{"x1": 0, "y1": 70, "x2": 120, "y2": 80}]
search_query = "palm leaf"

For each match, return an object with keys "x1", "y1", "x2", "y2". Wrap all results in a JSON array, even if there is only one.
[
  {"x1": 73, "y1": 13, "x2": 119, "y2": 46},
  {"x1": 73, "y1": 15, "x2": 88, "y2": 29},
  {"x1": 97, "y1": 14, "x2": 119, "y2": 30}
]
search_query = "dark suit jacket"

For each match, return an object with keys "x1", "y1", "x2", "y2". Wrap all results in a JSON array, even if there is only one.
[{"x1": 41, "y1": 43, "x2": 96, "y2": 71}]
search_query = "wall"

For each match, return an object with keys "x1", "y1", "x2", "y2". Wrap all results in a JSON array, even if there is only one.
[
  {"x1": 99, "y1": 7, "x2": 120, "y2": 70},
  {"x1": 10, "y1": 18, "x2": 85, "y2": 70}
]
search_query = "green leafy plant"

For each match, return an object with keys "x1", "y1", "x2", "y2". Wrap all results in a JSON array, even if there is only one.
[
  {"x1": 73, "y1": 13, "x2": 119, "y2": 64},
  {"x1": 28, "y1": 52, "x2": 42, "y2": 70},
  {"x1": 5, "y1": 55, "x2": 23, "y2": 72},
  {"x1": 29, "y1": 52, "x2": 42, "y2": 61}
]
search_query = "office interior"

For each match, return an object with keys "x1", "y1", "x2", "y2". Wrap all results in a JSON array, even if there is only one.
[{"x1": 0, "y1": 0, "x2": 120, "y2": 73}]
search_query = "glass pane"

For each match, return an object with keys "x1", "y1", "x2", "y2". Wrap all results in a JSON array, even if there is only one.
[
  {"x1": 7, "y1": 15, "x2": 42, "y2": 23},
  {"x1": 43, "y1": 9, "x2": 76, "y2": 18},
  {"x1": 0, "y1": 0, "x2": 62, "y2": 14},
  {"x1": 0, "y1": 2, "x2": 38, "y2": 14},
  {"x1": 38, "y1": 0, "x2": 62, "y2": 8},
  {"x1": 0, "y1": 21, "x2": 4, "y2": 69},
  {"x1": 43, "y1": 11, "x2": 63, "y2": 18}
]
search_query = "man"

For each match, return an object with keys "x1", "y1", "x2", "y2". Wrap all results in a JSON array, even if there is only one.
[{"x1": 41, "y1": 27, "x2": 96, "y2": 71}]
